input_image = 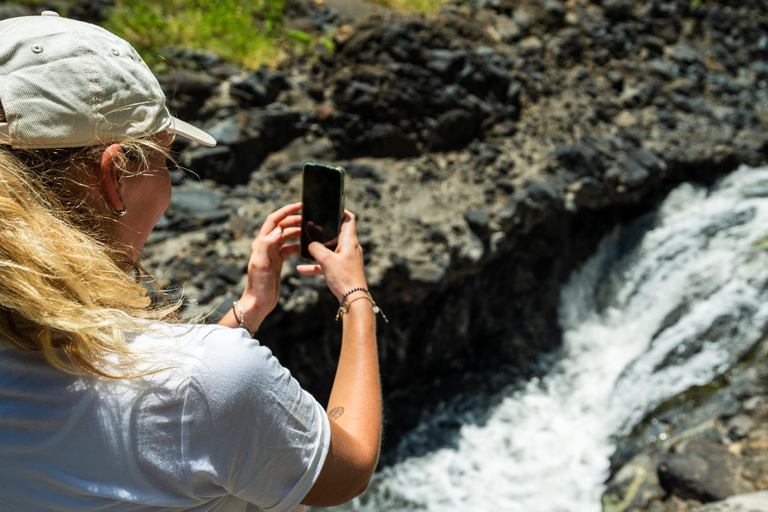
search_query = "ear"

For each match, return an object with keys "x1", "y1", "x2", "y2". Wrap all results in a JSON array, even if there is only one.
[{"x1": 98, "y1": 144, "x2": 125, "y2": 211}]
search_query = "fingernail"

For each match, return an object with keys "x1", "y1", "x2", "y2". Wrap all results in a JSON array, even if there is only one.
[{"x1": 271, "y1": 227, "x2": 282, "y2": 238}]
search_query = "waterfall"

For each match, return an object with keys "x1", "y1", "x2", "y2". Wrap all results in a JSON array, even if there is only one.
[{"x1": 327, "y1": 165, "x2": 768, "y2": 512}]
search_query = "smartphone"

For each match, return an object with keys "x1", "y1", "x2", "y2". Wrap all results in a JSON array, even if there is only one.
[{"x1": 300, "y1": 161, "x2": 346, "y2": 261}]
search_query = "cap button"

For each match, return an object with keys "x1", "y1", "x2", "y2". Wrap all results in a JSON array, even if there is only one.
[{"x1": 41, "y1": 11, "x2": 60, "y2": 17}]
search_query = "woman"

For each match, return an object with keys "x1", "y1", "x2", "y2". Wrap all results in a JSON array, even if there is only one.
[{"x1": 0, "y1": 12, "x2": 382, "y2": 511}]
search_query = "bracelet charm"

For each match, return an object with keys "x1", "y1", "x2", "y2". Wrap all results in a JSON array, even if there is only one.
[{"x1": 335, "y1": 287, "x2": 388, "y2": 323}]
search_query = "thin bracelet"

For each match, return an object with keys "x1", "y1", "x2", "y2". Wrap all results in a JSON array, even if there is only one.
[
  {"x1": 336, "y1": 288, "x2": 388, "y2": 323},
  {"x1": 232, "y1": 301, "x2": 253, "y2": 333}
]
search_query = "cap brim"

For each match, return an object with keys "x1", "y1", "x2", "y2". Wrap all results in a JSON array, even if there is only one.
[
  {"x1": 0, "y1": 118, "x2": 218, "y2": 148},
  {"x1": 168, "y1": 117, "x2": 217, "y2": 147}
]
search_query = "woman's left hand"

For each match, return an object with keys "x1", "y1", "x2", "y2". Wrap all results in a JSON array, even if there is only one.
[{"x1": 236, "y1": 202, "x2": 302, "y2": 333}]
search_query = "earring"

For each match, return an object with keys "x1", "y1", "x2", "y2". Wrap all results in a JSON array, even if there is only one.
[{"x1": 111, "y1": 197, "x2": 127, "y2": 219}]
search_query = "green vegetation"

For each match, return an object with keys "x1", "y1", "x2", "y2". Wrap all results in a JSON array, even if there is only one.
[
  {"x1": 105, "y1": 0, "x2": 295, "y2": 69},
  {"x1": 16, "y1": 0, "x2": 452, "y2": 69},
  {"x1": 364, "y1": 0, "x2": 452, "y2": 13}
]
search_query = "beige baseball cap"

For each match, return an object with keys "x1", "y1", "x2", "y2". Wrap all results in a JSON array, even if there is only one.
[{"x1": 0, "y1": 11, "x2": 216, "y2": 149}]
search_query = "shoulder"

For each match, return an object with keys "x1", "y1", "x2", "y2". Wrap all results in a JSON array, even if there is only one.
[{"x1": 133, "y1": 323, "x2": 273, "y2": 371}]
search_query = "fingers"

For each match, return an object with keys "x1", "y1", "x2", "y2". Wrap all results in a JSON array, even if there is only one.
[
  {"x1": 280, "y1": 243, "x2": 300, "y2": 259},
  {"x1": 259, "y1": 202, "x2": 302, "y2": 236},
  {"x1": 336, "y1": 210, "x2": 358, "y2": 246},
  {"x1": 278, "y1": 214, "x2": 301, "y2": 230},
  {"x1": 296, "y1": 264, "x2": 323, "y2": 276}
]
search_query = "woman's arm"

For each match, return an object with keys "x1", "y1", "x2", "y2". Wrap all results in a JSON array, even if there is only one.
[
  {"x1": 297, "y1": 212, "x2": 382, "y2": 506},
  {"x1": 219, "y1": 205, "x2": 382, "y2": 505},
  {"x1": 218, "y1": 202, "x2": 302, "y2": 333}
]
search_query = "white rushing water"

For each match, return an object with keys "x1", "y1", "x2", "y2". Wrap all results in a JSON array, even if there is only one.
[{"x1": 329, "y1": 164, "x2": 768, "y2": 512}]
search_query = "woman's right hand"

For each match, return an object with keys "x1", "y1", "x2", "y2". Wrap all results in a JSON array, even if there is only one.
[{"x1": 296, "y1": 210, "x2": 367, "y2": 301}]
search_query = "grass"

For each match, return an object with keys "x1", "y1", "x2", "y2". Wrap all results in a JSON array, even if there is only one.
[
  {"x1": 364, "y1": 0, "x2": 452, "y2": 13},
  {"x1": 17, "y1": 0, "x2": 453, "y2": 69},
  {"x1": 105, "y1": 0, "x2": 294, "y2": 69}
]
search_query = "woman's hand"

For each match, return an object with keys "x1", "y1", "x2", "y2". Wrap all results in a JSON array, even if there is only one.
[
  {"x1": 296, "y1": 210, "x2": 367, "y2": 301},
  {"x1": 236, "y1": 202, "x2": 302, "y2": 332}
]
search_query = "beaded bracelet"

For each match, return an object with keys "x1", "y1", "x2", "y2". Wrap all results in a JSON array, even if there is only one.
[{"x1": 336, "y1": 287, "x2": 388, "y2": 323}]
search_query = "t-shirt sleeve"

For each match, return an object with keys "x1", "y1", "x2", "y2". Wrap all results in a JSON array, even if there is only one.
[{"x1": 179, "y1": 326, "x2": 330, "y2": 511}]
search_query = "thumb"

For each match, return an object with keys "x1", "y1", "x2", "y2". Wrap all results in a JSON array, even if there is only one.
[{"x1": 307, "y1": 241, "x2": 329, "y2": 262}]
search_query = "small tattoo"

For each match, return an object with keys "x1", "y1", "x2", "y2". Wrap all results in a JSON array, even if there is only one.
[{"x1": 329, "y1": 407, "x2": 345, "y2": 420}]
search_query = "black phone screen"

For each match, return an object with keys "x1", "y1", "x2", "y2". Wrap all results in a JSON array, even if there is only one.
[{"x1": 301, "y1": 162, "x2": 344, "y2": 260}]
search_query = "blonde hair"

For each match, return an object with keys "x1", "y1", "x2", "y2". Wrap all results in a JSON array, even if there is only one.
[{"x1": 0, "y1": 135, "x2": 181, "y2": 378}]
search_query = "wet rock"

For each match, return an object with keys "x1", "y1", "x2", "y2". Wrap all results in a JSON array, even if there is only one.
[
  {"x1": 727, "y1": 414, "x2": 756, "y2": 441},
  {"x1": 658, "y1": 440, "x2": 752, "y2": 503}
]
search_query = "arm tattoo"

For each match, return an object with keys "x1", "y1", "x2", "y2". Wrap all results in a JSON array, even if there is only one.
[{"x1": 329, "y1": 407, "x2": 345, "y2": 420}]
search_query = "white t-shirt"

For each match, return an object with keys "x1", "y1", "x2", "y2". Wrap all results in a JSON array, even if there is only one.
[{"x1": 0, "y1": 323, "x2": 330, "y2": 511}]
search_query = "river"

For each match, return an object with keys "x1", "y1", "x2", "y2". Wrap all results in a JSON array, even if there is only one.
[{"x1": 326, "y1": 164, "x2": 768, "y2": 512}]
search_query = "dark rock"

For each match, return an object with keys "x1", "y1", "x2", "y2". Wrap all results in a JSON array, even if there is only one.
[
  {"x1": 364, "y1": 124, "x2": 419, "y2": 158},
  {"x1": 642, "y1": 35, "x2": 666, "y2": 56},
  {"x1": 272, "y1": 162, "x2": 303, "y2": 184},
  {"x1": 211, "y1": 263, "x2": 243, "y2": 285},
  {"x1": 169, "y1": 187, "x2": 223, "y2": 215},
  {"x1": 230, "y1": 68, "x2": 289, "y2": 107},
  {"x1": 554, "y1": 137, "x2": 611, "y2": 178},
  {"x1": 603, "y1": 0, "x2": 634, "y2": 21},
  {"x1": 668, "y1": 42, "x2": 704, "y2": 65},
  {"x1": 465, "y1": 208, "x2": 491, "y2": 238},
  {"x1": 658, "y1": 439, "x2": 752, "y2": 502},
  {"x1": 426, "y1": 49, "x2": 467, "y2": 77},
  {"x1": 157, "y1": 47, "x2": 228, "y2": 73},
  {"x1": 607, "y1": 70, "x2": 625, "y2": 92},
  {"x1": 646, "y1": 59, "x2": 680, "y2": 81},
  {"x1": 345, "y1": 163, "x2": 389, "y2": 182},
  {"x1": 496, "y1": 178, "x2": 516, "y2": 194},
  {"x1": 497, "y1": 194, "x2": 522, "y2": 228},
  {"x1": 527, "y1": 181, "x2": 560, "y2": 205},
  {"x1": 157, "y1": 70, "x2": 219, "y2": 118},
  {"x1": 611, "y1": 155, "x2": 650, "y2": 189},
  {"x1": 473, "y1": 143, "x2": 503, "y2": 164},
  {"x1": 431, "y1": 110, "x2": 481, "y2": 150},
  {"x1": 753, "y1": 62, "x2": 768, "y2": 82},
  {"x1": 205, "y1": 117, "x2": 250, "y2": 146},
  {"x1": 181, "y1": 146, "x2": 238, "y2": 183},
  {"x1": 569, "y1": 176, "x2": 605, "y2": 208}
]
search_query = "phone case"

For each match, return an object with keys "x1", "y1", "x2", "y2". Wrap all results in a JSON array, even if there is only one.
[{"x1": 300, "y1": 161, "x2": 346, "y2": 261}]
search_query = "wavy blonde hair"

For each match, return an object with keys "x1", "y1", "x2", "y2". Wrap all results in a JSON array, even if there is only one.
[{"x1": 0, "y1": 135, "x2": 181, "y2": 378}]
